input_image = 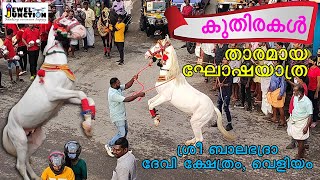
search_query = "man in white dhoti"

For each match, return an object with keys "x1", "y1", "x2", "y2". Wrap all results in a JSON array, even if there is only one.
[
  {"x1": 82, "y1": 1, "x2": 95, "y2": 51},
  {"x1": 260, "y1": 43, "x2": 273, "y2": 117},
  {"x1": 287, "y1": 84, "x2": 313, "y2": 159}
]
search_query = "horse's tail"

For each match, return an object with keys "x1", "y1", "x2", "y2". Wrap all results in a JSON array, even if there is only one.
[
  {"x1": 2, "y1": 124, "x2": 17, "y2": 157},
  {"x1": 213, "y1": 105, "x2": 236, "y2": 141}
]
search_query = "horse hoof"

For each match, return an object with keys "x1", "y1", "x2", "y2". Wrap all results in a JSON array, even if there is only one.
[
  {"x1": 154, "y1": 115, "x2": 160, "y2": 127},
  {"x1": 82, "y1": 122, "x2": 92, "y2": 137},
  {"x1": 185, "y1": 139, "x2": 196, "y2": 146}
]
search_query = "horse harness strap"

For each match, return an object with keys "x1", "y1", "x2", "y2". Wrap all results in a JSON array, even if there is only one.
[
  {"x1": 148, "y1": 41, "x2": 171, "y2": 57},
  {"x1": 46, "y1": 50, "x2": 66, "y2": 56}
]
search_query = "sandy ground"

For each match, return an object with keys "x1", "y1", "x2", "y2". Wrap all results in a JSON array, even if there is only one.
[{"x1": 1, "y1": 1, "x2": 320, "y2": 180}]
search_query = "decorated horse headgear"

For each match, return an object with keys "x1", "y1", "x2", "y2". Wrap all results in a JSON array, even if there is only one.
[
  {"x1": 148, "y1": 39, "x2": 171, "y2": 64},
  {"x1": 53, "y1": 17, "x2": 80, "y2": 38},
  {"x1": 101, "y1": 7, "x2": 110, "y2": 22}
]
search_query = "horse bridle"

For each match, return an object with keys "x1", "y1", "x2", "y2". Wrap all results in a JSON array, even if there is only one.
[
  {"x1": 148, "y1": 40, "x2": 171, "y2": 71},
  {"x1": 46, "y1": 17, "x2": 80, "y2": 56}
]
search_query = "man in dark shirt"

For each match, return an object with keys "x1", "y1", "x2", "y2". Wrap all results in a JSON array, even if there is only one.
[
  {"x1": 212, "y1": 57, "x2": 233, "y2": 131},
  {"x1": 215, "y1": 43, "x2": 228, "y2": 65},
  {"x1": 239, "y1": 57, "x2": 253, "y2": 111}
]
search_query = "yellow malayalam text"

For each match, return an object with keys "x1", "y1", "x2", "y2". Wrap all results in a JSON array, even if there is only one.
[
  {"x1": 225, "y1": 48, "x2": 310, "y2": 61},
  {"x1": 182, "y1": 64, "x2": 308, "y2": 80}
]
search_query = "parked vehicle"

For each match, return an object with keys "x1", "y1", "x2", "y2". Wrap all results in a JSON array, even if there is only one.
[
  {"x1": 140, "y1": 0, "x2": 169, "y2": 39},
  {"x1": 216, "y1": 0, "x2": 245, "y2": 13}
]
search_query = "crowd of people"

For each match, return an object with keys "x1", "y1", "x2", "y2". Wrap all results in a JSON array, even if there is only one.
[
  {"x1": 0, "y1": 0, "x2": 130, "y2": 89},
  {"x1": 183, "y1": 0, "x2": 319, "y2": 159},
  {"x1": 197, "y1": 35, "x2": 316, "y2": 160}
]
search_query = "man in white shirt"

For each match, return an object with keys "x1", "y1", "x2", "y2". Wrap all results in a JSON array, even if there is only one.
[
  {"x1": 200, "y1": 43, "x2": 215, "y2": 82},
  {"x1": 111, "y1": 137, "x2": 137, "y2": 180},
  {"x1": 82, "y1": 1, "x2": 95, "y2": 51}
]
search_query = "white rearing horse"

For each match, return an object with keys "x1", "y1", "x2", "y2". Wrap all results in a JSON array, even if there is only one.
[
  {"x1": 145, "y1": 36, "x2": 236, "y2": 145},
  {"x1": 2, "y1": 17, "x2": 96, "y2": 180}
]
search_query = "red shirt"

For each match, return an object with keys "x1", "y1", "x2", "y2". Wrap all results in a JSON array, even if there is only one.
[
  {"x1": 307, "y1": 66, "x2": 320, "y2": 91},
  {"x1": 3, "y1": 37, "x2": 16, "y2": 59},
  {"x1": 39, "y1": 21, "x2": 52, "y2": 41},
  {"x1": 5, "y1": 24, "x2": 18, "y2": 36},
  {"x1": 182, "y1": 6, "x2": 193, "y2": 17},
  {"x1": 16, "y1": 27, "x2": 26, "y2": 47},
  {"x1": 22, "y1": 27, "x2": 40, "y2": 51}
]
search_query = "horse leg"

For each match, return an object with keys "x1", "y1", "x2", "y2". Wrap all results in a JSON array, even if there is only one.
[
  {"x1": 26, "y1": 127, "x2": 46, "y2": 180},
  {"x1": 7, "y1": 119, "x2": 30, "y2": 180},
  {"x1": 148, "y1": 95, "x2": 169, "y2": 126},
  {"x1": 47, "y1": 88, "x2": 95, "y2": 136},
  {"x1": 147, "y1": 94, "x2": 161, "y2": 106},
  {"x1": 186, "y1": 112, "x2": 208, "y2": 146}
]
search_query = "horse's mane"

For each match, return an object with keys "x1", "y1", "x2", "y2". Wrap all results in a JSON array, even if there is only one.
[{"x1": 163, "y1": 38, "x2": 185, "y2": 85}]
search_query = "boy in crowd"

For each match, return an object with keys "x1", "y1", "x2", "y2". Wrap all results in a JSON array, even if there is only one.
[
  {"x1": 212, "y1": 57, "x2": 233, "y2": 131},
  {"x1": 4, "y1": 28, "x2": 23, "y2": 83},
  {"x1": 64, "y1": 141, "x2": 88, "y2": 180}
]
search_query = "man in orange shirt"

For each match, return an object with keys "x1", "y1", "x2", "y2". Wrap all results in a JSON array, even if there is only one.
[
  {"x1": 22, "y1": 24, "x2": 41, "y2": 80},
  {"x1": 14, "y1": 24, "x2": 28, "y2": 75},
  {"x1": 4, "y1": 28, "x2": 23, "y2": 83}
]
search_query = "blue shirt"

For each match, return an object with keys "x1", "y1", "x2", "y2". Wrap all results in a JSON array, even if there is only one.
[
  {"x1": 108, "y1": 84, "x2": 126, "y2": 123},
  {"x1": 269, "y1": 73, "x2": 286, "y2": 97}
]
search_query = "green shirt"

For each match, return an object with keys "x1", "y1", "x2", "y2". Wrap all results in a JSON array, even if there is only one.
[
  {"x1": 70, "y1": 159, "x2": 88, "y2": 180},
  {"x1": 95, "y1": 7, "x2": 101, "y2": 17}
]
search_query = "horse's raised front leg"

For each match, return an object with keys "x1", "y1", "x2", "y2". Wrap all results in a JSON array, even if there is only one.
[
  {"x1": 148, "y1": 95, "x2": 169, "y2": 127},
  {"x1": 47, "y1": 88, "x2": 95, "y2": 137}
]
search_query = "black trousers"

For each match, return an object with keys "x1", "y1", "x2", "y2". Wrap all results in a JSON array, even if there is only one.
[
  {"x1": 218, "y1": 93, "x2": 232, "y2": 124},
  {"x1": 308, "y1": 90, "x2": 319, "y2": 122},
  {"x1": 17, "y1": 46, "x2": 28, "y2": 71},
  {"x1": 28, "y1": 50, "x2": 39, "y2": 77},
  {"x1": 101, "y1": 35, "x2": 112, "y2": 49},
  {"x1": 115, "y1": 42, "x2": 124, "y2": 62},
  {"x1": 41, "y1": 41, "x2": 47, "y2": 54},
  {"x1": 83, "y1": 37, "x2": 88, "y2": 49},
  {"x1": 241, "y1": 84, "x2": 252, "y2": 108}
]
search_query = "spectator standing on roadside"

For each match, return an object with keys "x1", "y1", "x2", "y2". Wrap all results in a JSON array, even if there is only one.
[
  {"x1": 74, "y1": 3, "x2": 86, "y2": 51},
  {"x1": 14, "y1": 24, "x2": 28, "y2": 76},
  {"x1": 82, "y1": 1, "x2": 95, "y2": 51},
  {"x1": 111, "y1": 137, "x2": 137, "y2": 180},
  {"x1": 113, "y1": 15, "x2": 126, "y2": 65},
  {"x1": 22, "y1": 24, "x2": 40, "y2": 80}
]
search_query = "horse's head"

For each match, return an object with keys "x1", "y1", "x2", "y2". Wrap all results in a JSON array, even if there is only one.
[
  {"x1": 44, "y1": 16, "x2": 86, "y2": 58},
  {"x1": 101, "y1": 8, "x2": 110, "y2": 22},
  {"x1": 145, "y1": 35, "x2": 181, "y2": 81},
  {"x1": 145, "y1": 35, "x2": 173, "y2": 68},
  {"x1": 53, "y1": 16, "x2": 86, "y2": 40}
]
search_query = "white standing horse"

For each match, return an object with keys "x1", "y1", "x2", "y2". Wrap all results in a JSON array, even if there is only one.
[
  {"x1": 2, "y1": 17, "x2": 95, "y2": 180},
  {"x1": 145, "y1": 36, "x2": 236, "y2": 145}
]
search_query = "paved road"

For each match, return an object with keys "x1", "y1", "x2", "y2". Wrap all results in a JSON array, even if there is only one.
[{"x1": 1, "y1": 1, "x2": 320, "y2": 180}]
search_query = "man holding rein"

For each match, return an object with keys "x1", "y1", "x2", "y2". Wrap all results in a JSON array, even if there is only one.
[{"x1": 105, "y1": 75, "x2": 145, "y2": 157}]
